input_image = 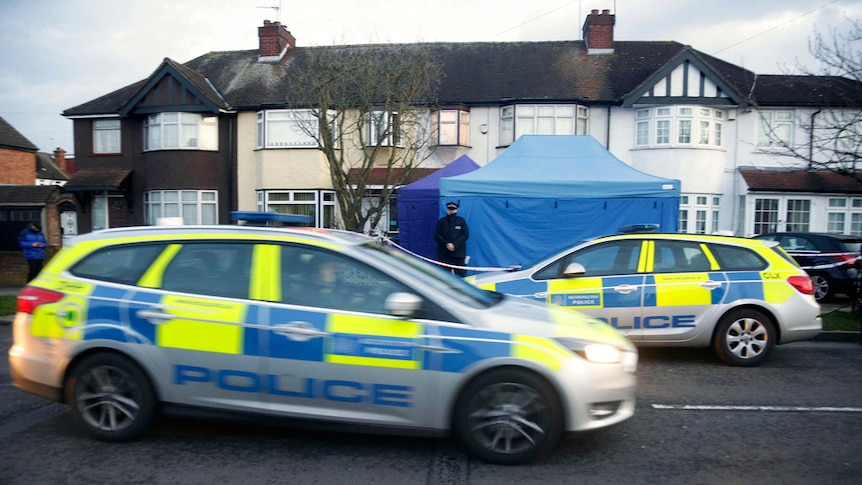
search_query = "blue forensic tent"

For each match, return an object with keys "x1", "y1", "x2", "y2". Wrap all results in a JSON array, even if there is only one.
[
  {"x1": 397, "y1": 155, "x2": 480, "y2": 259},
  {"x1": 439, "y1": 135, "x2": 681, "y2": 270}
]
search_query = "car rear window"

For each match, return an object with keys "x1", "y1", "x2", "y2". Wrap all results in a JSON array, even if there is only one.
[
  {"x1": 707, "y1": 244, "x2": 768, "y2": 271},
  {"x1": 839, "y1": 240, "x2": 862, "y2": 253},
  {"x1": 70, "y1": 243, "x2": 168, "y2": 285}
]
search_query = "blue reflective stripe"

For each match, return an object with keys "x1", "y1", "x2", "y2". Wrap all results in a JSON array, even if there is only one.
[
  {"x1": 267, "y1": 307, "x2": 326, "y2": 362},
  {"x1": 602, "y1": 275, "x2": 644, "y2": 308},
  {"x1": 436, "y1": 326, "x2": 510, "y2": 373},
  {"x1": 495, "y1": 279, "x2": 545, "y2": 299},
  {"x1": 243, "y1": 304, "x2": 263, "y2": 356},
  {"x1": 724, "y1": 271, "x2": 764, "y2": 300}
]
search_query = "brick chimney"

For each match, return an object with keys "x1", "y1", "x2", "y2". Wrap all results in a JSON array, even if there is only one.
[
  {"x1": 582, "y1": 9, "x2": 615, "y2": 54},
  {"x1": 53, "y1": 147, "x2": 66, "y2": 171},
  {"x1": 258, "y1": 20, "x2": 296, "y2": 62}
]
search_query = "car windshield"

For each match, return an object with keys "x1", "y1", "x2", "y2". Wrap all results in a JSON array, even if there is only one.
[{"x1": 359, "y1": 242, "x2": 502, "y2": 308}]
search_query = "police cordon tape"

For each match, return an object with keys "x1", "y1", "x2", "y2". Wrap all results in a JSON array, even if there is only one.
[
  {"x1": 375, "y1": 234, "x2": 521, "y2": 273},
  {"x1": 787, "y1": 252, "x2": 861, "y2": 271}
]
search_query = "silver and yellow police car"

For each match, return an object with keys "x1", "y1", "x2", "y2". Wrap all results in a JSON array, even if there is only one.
[
  {"x1": 9, "y1": 226, "x2": 637, "y2": 465},
  {"x1": 468, "y1": 232, "x2": 822, "y2": 367}
]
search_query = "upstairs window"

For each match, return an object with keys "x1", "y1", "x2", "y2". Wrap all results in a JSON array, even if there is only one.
[
  {"x1": 93, "y1": 119, "x2": 121, "y2": 154},
  {"x1": 756, "y1": 110, "x2": 794, "y2": 148},
  {"x1": 365, "y1": 111, "x2": 402, "y2": 147},
  {"x1": 500, "y1": 104, "x2": 588, "y2": 146},
  {"x1": 432, "y1": 109, "x2": 470, "y2": 146},
  {"x1": 145, "y1": 113, "x2": 217, "y2": 151},
  {"x1": 634, "y1": 106, "x2": 723, "y2": 148},
  {"x1": 257, "y1": 109, "x2": 335, "y2": 148}
]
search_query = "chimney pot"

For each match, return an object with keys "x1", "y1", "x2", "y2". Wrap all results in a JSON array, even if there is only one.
[{"x1": 602, "y1": 9, "x2": 610, "y2": 14}]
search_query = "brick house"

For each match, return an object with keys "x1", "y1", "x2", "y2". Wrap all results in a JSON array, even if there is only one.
[
  {"x1": 62, "y1": 9, "x2": 862, "y2": 237},
  {"x1": 0, "y1": 116, "x2": 77, "y2": 283}
]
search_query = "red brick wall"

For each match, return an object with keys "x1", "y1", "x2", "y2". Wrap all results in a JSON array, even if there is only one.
[{"x1": 0, "y1": 147, "x2": 36, "y2": 185}]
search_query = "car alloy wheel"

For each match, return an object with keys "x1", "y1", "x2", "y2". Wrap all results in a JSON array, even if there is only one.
[
  {"x1": 66, "y1": 353, "x2": 155, "y2": 442},
  {"x1": 455, "y1": 369, "x2": 561, "y2": 465}
]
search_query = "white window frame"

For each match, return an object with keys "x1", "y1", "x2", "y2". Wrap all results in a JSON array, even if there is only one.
[
  {"x1": 433, "y1": 109, "x2": 470, "y2": 146},
  {"x1": 365, "y1": 111, "x2": 402, "y2": 147},
  {"x1": 144, "y1": 112, "x2": 217, "y2": 151},
  {"x1": 500, "y1": 104, "x2": 588, "y2": 146},
  {"x1": 258, "y1": 190, "x2": 337, "y2": 229},
  {"x1": 93, "y1": 119, "x2": 121, "y2": 154},
  {"x1": 785, "y1": 199, "x2": 811, "y2": 232},
  {"x1": 634, "y1": 106, "x2": 723, "y2": 149},
  {"x1": 679, "y1": 194, "x2": 721, "y2": 234},
  {"x1": 756, "y1": 110, "x2": 794, "y2": 148},
  {"x1": 144, "y1": 190, "x2": 218, "y2": 225},
  {"x1": 257, "y1": 109, "x2": 335, "y2": 149}
]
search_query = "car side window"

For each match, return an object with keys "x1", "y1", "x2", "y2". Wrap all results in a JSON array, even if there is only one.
[
  {"x1": 653, "y1": 240, "x2": 710, "y2": 273},
  {"x1": 161, "y1": 243, "x2": 253, "y2": 299},
  {"x1": 535, "y1": 240, "x2": 641, "y2": 279},
  {"x1": 779, "y1": 236, "x2": 816, "y2": 252},
  {"x1": 279, "y1": 245, "x2": 411, "y2": 314},
  {"x1": 708, "y1": 244, "x2": 768, "y2": 271},
  {"x1": 70, "y1": 243, "x2": 167, "y2": 285}
]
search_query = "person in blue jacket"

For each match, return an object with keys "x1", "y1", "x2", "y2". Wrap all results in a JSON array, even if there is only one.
[
  {"x1": 434, "y1": 201, "x2": 469, "y2": 276},
  {"x1": 18, "y1": 221, "x2": 47, "y2": 282}
]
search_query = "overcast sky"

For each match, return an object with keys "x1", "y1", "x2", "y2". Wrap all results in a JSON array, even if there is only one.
[{"x1": 0, "y1": 0, "x2": 859, "y2": 155}]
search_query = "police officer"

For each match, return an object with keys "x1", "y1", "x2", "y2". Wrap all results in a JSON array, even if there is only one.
[{"x1": 434, "y1": 201, "x2": 469, "y2": 276}]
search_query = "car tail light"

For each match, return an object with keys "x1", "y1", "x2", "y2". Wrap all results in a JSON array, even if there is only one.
[
  {"x1": 17, "y1": 286, "x2": 64, "y2": 314},
  {"x1": 833, "y1": 253, "x2": 859, "y2": 267},
  {"x1": 787, "y1": 275, "x2": 815, "y2": 295}
]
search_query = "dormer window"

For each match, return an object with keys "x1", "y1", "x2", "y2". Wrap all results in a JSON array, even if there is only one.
[{"x1": 144, "y1": 112, "x2": 218, "y2": 151}]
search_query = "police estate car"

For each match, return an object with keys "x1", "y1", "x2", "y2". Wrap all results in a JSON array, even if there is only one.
[
  {"x1": 9, "y1": 226, "x2": 637, "y2": 465},
  {"x1": 468, "y1": 233, "x2": 822, "y2": 367}
]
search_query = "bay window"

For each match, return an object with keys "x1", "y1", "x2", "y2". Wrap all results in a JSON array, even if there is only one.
[{"x1": 145, "y1": 113, "x2": 217, "y2": 151}]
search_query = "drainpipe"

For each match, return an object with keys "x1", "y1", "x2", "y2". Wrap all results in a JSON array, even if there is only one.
[
  {"x1": 809, "y1": 109, "x2": 821, "y2": 170},
  {"x1": 606, "y1": 106, "x2": 611, "y2": 148}
]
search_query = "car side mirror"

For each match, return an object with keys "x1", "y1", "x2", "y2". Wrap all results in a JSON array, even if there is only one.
[
  {"x1": 562, "y1": 262, "x2": 586, "y2": 278},
  {"x1": 385, "y1": 292, "x2": 423, "y2": 317}
]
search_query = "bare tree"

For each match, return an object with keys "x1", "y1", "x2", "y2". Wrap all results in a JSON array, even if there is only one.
[
  {"x1": 762, "y1": 19, "x2": 862, "y2": 181},
  {"x1": 287, "y1": 45, "x2": 442, "y2": 233}
]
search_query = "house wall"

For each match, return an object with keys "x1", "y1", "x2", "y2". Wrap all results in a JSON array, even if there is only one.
[{"x1": 0, "y1": 147, "x2": 35, "y2": 185}]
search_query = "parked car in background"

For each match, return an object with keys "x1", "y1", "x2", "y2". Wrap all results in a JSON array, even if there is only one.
[
  {"x1": 468, "y1": 233, "x2": 822, "y2": 367},
  {"x1": 753, "y1": 233, "x2": 862, "y2": 302}
]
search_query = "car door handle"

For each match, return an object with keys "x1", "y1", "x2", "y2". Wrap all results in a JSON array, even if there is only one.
[
  {"x1": 614, "y1": 284, "x2": 639, "y2": 294},
  {"x1": 273, "y1": 322, "x2": 331, "y2": 341},
  {"x1": 414, "y1": 343, "x2": 462, "y2": 354},
  {"x1": 135, "y1": 307, "x2": 173, "y2": 324},
  {"x1": 533, "y1": 292, "x2": 547, "y2": 298},
  {"x1": 701, "y1": 281, "x2": 722, "y2": 290}
]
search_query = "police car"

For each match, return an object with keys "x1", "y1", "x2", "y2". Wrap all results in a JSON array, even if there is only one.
[
  {"x1": 468, "y1": 233, "x2": 822, "y2": 367},
  {"x1": 9, "y1": 226, "x2": 637, "y2": 465}
]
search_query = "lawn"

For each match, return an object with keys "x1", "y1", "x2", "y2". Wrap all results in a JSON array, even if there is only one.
[{"x1": 1, "y1": 294, "x2": 859, "y2": 332}]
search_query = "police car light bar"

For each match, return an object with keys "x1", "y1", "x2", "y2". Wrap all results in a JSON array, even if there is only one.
[{"x1": 618, "y1": 223, "x2": 660, "y2": 234}]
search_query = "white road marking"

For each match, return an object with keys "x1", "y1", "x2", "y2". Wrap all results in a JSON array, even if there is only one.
[{"x1": 652, "y1": 404, "x2": 862, "y2": 412}]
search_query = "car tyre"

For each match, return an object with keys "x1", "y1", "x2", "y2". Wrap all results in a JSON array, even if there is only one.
[
  {"x1": 65, "y1": 353, "x2": 156, "y2": 442},
  {"x1": 454, "y1": 368, "x2": 562, "y2": 465},
  {"x1": 810, "y1": 273, "x2": 834, "y2": 302},
  {"x1": 713, "y1": 308, "x2": 775, "y2": 367}
]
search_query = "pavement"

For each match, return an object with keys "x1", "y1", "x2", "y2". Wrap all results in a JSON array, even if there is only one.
[{"x1": 0, "y1": 284, "x2": 860, "y2": 343}]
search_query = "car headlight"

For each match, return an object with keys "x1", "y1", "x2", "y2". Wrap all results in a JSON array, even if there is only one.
[{"x1": 555, "y1": 338, "x2": 624, "y2": 364}]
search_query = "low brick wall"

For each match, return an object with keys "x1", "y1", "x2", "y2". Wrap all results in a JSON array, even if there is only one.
[{"x1": 0, "y1": 248, "x2": 57, "y2": 285}]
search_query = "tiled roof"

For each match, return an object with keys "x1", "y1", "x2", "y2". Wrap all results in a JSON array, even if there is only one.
[
  {"x1": 64, "y1": 40, "x2": 790, "y2": 116},
  {"x1": 348, "y1": 167, "x2": 438, "y2": 185},
  {"x1": 35, "y1": 153, "x2": 70, "y2": 181},
  {"x1": 0, "y1": 185, "x2": 58, "y2": 203},
  {"x1": 740, "y1": 168, "x2": 862, "y2": 194},
  {"x1": 64, "y1": 169, "x2": 132, "y2": 190},
  {"x1": 0, "y1": 115, "x2": 38, "y2": 152}
]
